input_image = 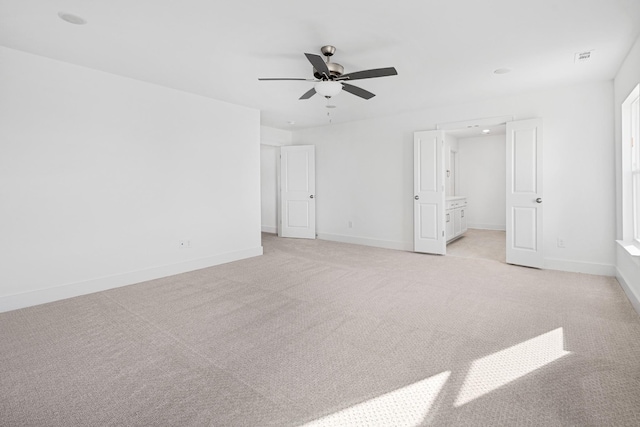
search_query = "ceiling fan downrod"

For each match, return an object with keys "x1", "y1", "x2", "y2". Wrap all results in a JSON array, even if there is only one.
[{"x1": 314, "y1": 46, "x2": 343, "y2": 80}]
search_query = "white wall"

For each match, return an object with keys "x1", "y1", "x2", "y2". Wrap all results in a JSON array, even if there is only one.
[
  {"x1": 259, "y1": 126, "x2": 293, "y2": 233},
  {"x1": 261, "y1": 126, "x2": 292, "y2": 147},
  {"x1": 458, "y1": 134, "x2": 506, "y2": 230},
  {"x1": 292, "y1": 81, "x2": 615, "y2": 275},
  {"x1": 614, "y1": 33, "x2": 640, "y2": 313},
  {"x1": 0, "y1": 47, "x2": 262, "y2": 312}
]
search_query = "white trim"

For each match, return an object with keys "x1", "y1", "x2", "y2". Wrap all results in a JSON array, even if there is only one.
[
  {"x1": 543, "y1": 257, "x2": 615, "y2": 276},
  {"x1": 261, "y1": 225, "x2": 277, "y2": 234},
  {"x1": 320, "y1": 234, "x2": 615, "y2": 274},
  {"x1": 617, "y1": 239, "x2": 640, "y2": 256},
  {"x1": 260, "y1": 141, "x2": 289, "y2": 147},
  {"x1": 0, "y1": 246, "x2": 263, "y2": 313},
  {"x1": 616, "y1": 243, "x2": 640, "y2": 316},
  {"x1": 468, "y1": 224, "x2": 506, "y2": 231},
  {"x1": 615, "y1": 268, "x2": 640, "y2": 316},
  {"x1": 436, "y1": 115, "x2": 514, "y2": 131},
  {"x1": 317, "y1": 233, "x2": 412, "y2": 251}
]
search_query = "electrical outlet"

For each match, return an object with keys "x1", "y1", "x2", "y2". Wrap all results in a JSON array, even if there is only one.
[
  {"x1": 179, "y1": 240, "x2": 191, "y2": 248},
  {"x1": 557, "y1": 238, "x2": 565, "y2": 248},
  {"x1": 348, "y1": 221, "x2": 353, "y2": 228}
]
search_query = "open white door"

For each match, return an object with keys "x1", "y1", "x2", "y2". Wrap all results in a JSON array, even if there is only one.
[
  {"x1": 506, "y1": 119, "x2": 543, "y2": 268},
  {"x1": 279, "y1": 145, "x2": 316, "y2": 239},
  {"x1": 414, "y1": 131, "x2": 446, "y2": 255}
]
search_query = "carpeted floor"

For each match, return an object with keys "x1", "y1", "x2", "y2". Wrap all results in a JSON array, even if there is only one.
[
  {"x1": 446, "y1": 228, "x2": 506, "y2": 263},
  {"x1": 1, "y1": 232, "x2": 640, "y2": 426}
]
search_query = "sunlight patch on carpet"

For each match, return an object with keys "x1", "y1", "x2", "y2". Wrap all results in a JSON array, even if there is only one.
[
  {"x1": 455, "y1": 327, "x2": 571, "y2": 406},
  {"x1": 303, "y1": 371, "x2": 451, "y2": 427}
]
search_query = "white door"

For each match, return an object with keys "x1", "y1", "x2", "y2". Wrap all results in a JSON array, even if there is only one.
[
  {"x1": 506, "y1": 119, "x2": 543, "y2": 268},
  {"x1": 280, "y1": 145, "x2": 316, "y2": 239},
  {"x1": 414, "y1": 131, "x2": 446, "y2": 254}
]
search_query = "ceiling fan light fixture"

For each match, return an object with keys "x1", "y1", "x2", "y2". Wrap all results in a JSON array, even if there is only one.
[{"x1": 314, "y1": 81, "x2": 342, "y2": 98}]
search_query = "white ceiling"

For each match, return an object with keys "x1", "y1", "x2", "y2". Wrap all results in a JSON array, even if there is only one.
[{"x1": 1, "y1": 0, "x2": 639, "y2": 130}]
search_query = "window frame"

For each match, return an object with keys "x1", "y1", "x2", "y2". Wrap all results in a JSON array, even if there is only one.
[{"x1": 621, "y1": 84, "x2": 640, "y2": 252}]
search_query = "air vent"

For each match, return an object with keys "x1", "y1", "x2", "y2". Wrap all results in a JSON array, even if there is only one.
[{"x1": 574, "y1": 51, "x2": 592, "y2": 63}]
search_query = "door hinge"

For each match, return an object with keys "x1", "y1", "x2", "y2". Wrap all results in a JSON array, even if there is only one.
[{"x1": 442, "y1": 231, "x2": 445, "y2": 237}]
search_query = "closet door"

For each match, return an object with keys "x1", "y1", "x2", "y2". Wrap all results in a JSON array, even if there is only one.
[
  {"x1": 280, "y1": 145, "x2": 316, "y2": 239},
  {"x1": 506, "y1": 119, "x2": 543, "y2": 268}
]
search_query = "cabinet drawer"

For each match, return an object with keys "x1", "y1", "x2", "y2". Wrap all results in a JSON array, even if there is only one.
[{"x1": 446, "y1": 198, "x2": 467, "y2": 209}]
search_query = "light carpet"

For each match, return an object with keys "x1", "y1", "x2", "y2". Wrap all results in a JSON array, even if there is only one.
[
  {"x1": 1, "y1": 232, "x2": 639, "y2": 426},
  {"x1": 446, "y1": 228, "x2": 506, "y2": 263}
]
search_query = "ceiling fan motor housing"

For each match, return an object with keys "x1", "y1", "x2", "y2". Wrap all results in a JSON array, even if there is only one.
[{"x1": 313, "y1": 62, "x2": 344, "y2": 79}]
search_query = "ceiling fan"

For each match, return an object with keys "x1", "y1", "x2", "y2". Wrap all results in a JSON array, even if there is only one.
[{"x1": 259, "y1": 45, "x2": 398, "y2": 100}]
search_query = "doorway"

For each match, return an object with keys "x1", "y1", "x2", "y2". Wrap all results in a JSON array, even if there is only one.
[
  {"x1": 414, "y1": 117, "x2": 543, "y2": 268},
  {"x1": 446, "y1": 127, "x2": 507, "y2": 262}
]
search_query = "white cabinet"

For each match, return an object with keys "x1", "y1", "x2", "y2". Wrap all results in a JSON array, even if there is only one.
[
  {"x1": 446, "y1": 210, "x2": 454, "y2": 240},
  {"x1": 446, "y1": 197, "x2": 468, "y2": 243},
  {"x1": 454, "y1": 209, "x2": 461, "y2": 235},
  {"x1": 460, "y1": 206, "x2": 467, "y2": 234}
]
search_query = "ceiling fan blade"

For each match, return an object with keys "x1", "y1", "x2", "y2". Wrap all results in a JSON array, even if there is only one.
[
  {"x1": 258, "y1": 78, "x2": 316, "y2": 81},
  {"x1": 338, "y1": 67, "x2": 398, "y2": 81},
  {"x1": 305, "y1": 53, "x2": 330, "y2": 78},
  {"x1": 299, "y1": 88, "x2": 316, "y2": 100},
  {"x1": 341, "y1": 83, "x2": 375, "y2": 100}
]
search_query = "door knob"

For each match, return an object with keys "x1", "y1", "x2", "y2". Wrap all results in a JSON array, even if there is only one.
[
  {"x1": 310, "y1": 195, "x2": 314, "y2": 199},
  {"x1": 536, "y1": 198, "x2": 542, "y2": 203},
  {"x1": 415, "y1": 195, "x2": 419, "y2": 200}
]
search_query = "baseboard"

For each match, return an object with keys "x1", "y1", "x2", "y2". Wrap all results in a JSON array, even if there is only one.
[
  {"x1": 615, "y1": 267, "x2": 640, "y2": 316},
  {"x1": 468, "y1": 223, "x2": 506, "y2": 231},
  {"x1": 543, "y1": 257, "x2": 615, "y2": 276},
  {"x1": 315, "y1": 235, "x2": 616, "y2": 276},
  {"x1": 261, "y1": 225, "x2": 277, "y2": 233},
  {"x1": 0, "y1": 246, "x2": 263, "y2": 313},
  {"x1": 615, "y1": 244, "x2": 640, "y2": 316},
  {"x1": 317, "y1": 232, "x2": 412, "y2": 251}
]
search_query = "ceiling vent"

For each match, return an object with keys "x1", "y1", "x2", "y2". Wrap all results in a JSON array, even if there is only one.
[{"x1": 574, "y1": 51, "x2": 593, "y2": 63}]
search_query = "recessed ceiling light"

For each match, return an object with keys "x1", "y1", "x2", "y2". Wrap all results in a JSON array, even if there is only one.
[
  {"x1": 287, "y1": 121, "x2": 295, "y2": 125},
  {"x1": 493, "y1": 68, "x2": 511, "y2": 75},
  {"x1": 58, "y1": 12, "x2": 87, "y2": 25},
  {"x1": 482, "y1": 129, "x2": 491, "y2": 134}
]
